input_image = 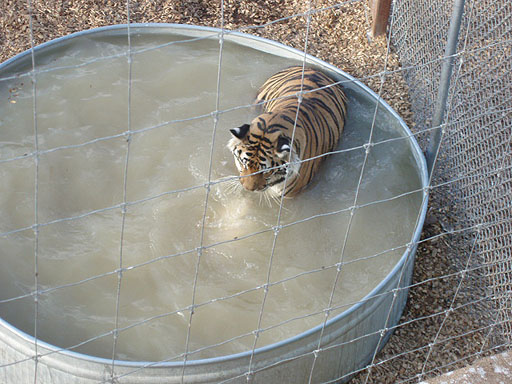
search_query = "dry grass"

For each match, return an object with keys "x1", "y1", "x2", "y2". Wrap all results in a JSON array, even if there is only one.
[{"x1": 0, "y1": 1, "x2": 497, "y2": 383}]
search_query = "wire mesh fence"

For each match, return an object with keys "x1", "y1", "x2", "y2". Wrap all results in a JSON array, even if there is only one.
[
  {"x1": 0, "y1": 0, "x2": 511, "y2": 383},
  {"x1": 392, "y1": 0, "x2": 512, "y2": 349}
]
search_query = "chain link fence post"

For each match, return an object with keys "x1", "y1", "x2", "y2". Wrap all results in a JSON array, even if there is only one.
[{"x1": 425, "y1": 0, "x2": 466, "y2": 176}]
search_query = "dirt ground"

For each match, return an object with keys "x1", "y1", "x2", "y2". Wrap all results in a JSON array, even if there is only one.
[{"x1": 0, "y1": 1, "x2": 500, "y2": 383}]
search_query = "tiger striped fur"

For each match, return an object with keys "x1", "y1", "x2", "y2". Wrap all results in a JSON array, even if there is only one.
[{"x1": 228, "y1": 66, "x2": 347, "y2": 197}]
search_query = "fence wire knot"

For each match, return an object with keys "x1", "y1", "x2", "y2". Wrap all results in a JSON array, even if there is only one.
[
  {"x1": 363, "y1": 142, "x2": 373, "y2": 154},
  {"x1": 272, "y1": 225, "x2": 282, "y2": 235}
]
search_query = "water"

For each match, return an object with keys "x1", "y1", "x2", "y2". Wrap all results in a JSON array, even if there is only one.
[{"x1": 0, "y1": 32, "x2": 423, "y2": 361}]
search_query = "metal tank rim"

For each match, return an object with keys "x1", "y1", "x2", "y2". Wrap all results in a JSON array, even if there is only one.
[{"x1": 0, "y1": 23, "x2": 429, "y2": 368}]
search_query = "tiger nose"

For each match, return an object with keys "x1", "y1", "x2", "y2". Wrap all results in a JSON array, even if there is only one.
[{"x1": 240, "y1": 168, "x2": 266, "y2": 191}]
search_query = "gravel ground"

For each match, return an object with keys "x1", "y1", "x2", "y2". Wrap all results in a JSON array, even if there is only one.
[{"x1": 0, "y1": 1, "x2": 500, "y2": 383}]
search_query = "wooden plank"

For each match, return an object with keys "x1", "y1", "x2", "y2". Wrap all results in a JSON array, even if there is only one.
[{"x1": 371, "y1": 0, "x2": 392, "y2": 37}]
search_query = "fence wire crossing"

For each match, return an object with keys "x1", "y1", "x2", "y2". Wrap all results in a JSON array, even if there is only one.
[{"x1": 0, "y1": 0, "x2": 511, "y2": 383}]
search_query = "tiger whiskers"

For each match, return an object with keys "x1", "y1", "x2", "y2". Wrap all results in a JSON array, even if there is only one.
[
  {"x1": 259, "y1": 187, "x2": 286, "y2": 208},
  {"x1": 259, "y1": 189, "x2": 274, "y2": 208},
  {"x1": 223, "y1": 178, "x2": 243, "y2": 196},
  {"x1": 258, "y1": 192, "x2": 266, "y2": 207},
  {"x1": 222, "y1": 177, "x2": 287, "y2": 211}
]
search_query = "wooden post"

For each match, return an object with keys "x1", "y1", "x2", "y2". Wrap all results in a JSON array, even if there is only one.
[{"x1": 370, "y1": 0, "x2": 392, "y2": 37}]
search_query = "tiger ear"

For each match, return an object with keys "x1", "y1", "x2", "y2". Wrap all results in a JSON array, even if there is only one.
[
  {"x1": 230, "y1": 124, "x2": 250, "y2": 140},
  {"x1": 277, "y1": 136, "x2": 291, "y2": 154}
]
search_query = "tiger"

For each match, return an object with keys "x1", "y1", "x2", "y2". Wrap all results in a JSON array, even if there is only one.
[{"x1": 227, "y1": 66, "x2": 348, "y2": 197}]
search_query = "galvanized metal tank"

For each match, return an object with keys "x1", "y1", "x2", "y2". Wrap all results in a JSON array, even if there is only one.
[{"x1": 0, "y1": 24, "x2": 428, "y2": 383}]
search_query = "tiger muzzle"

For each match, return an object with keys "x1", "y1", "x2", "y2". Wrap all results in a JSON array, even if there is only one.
[{"x1": 240, "y1": 168, "x2": 267, "y2": 192}]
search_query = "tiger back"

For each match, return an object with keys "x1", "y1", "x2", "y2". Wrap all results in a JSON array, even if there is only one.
[{"x1": 228, "y1": 66, "x2": 347, "y2": 197}]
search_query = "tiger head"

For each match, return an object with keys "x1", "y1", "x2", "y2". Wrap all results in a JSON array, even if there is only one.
[{"x1": 227, "y1": 113, "x2": 300, "y2": 195}]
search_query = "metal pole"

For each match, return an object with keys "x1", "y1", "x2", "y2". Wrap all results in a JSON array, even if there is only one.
[{"x1": 425, "y1": 0, "x2": 466, "y2": 176}]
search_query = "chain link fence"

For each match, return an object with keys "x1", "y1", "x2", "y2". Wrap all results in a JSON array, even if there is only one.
[{"x1": 391, "y1": 0, "x2": 512, "y2": 346}]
